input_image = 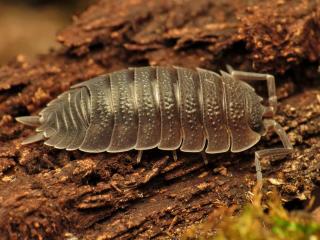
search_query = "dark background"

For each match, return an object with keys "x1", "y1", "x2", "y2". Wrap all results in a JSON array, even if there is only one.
[{"x1": 0, "y1": 0, "x2": 93, "y2": 65}]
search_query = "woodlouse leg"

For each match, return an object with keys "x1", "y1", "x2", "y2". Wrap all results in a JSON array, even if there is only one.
[
  {"x1": 201, "y1": 151, "x2": 209, "y2": 165},
  {"x1": 136, "y1": 150, "x2": 143, "y2": 164},
  {"x1": 226, "y1": 65, "x2": 277, "y2": 115},
  {"x1": 255, "y1": 119, "x2": 293, "y2": 182},
  {"x1": 172, "y1": 150, "x2": 178, "y2": 161}
]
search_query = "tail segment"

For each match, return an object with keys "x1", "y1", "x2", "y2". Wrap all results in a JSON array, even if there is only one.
[
  {"x1": 21, "y1": 132, "x2": 45, "y2": 145},
  {"x1": 15, "y1": 116, "x2": 41, "y2": 127},
  {"x1": 16, "y1": 116, "x2": 44, "y2": 144}
]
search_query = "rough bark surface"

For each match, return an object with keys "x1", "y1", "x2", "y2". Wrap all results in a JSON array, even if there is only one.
[{"x1": 0, "y1": 0, "x2": 319, "y2": 239}]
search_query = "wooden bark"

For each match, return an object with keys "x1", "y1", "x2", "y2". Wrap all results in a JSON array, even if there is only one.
[{"x1": 0, "y1": 0, "x2": 319, "y2": 239}]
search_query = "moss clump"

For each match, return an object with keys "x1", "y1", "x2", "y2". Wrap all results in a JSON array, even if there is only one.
[{"x1": 181, "y1": 187, "x2": 320, "y2": 240}]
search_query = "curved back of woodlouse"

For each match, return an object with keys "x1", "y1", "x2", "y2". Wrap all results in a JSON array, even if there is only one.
[{"x1": 16, "y1": 66, "x2": 293, "y2": 182}]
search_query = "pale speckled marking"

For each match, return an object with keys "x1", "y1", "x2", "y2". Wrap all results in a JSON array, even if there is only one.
[
  {"x1": 221, "y1": 71, "x2": 261, "y2": 152},
  {"x1": 79, "y1": 75, "x2": 114, "y2": 152},
  {"x1": 18, "y1": 66, "x2": 295, "y2": 184},
  {"x1": 246, "y1": 88, "x2": 265, "y2": 132},
  {"x1": 197, "y1": 68, "x2": 230, "y2": 153},
  {"x1": 133, "y1": 67, "x2": 161, "y2": 149},
  {"x1": 157, "y1": 66, "x2": 182, "y2": 150},
  {"x1": 23, "y1": 66, "x2": 269, "y2": 156},
  {"x1": 176, "y1": 67, "x2": 205, "y2": 152},
  {"x1": 108, "y1": 69, "x2": 138, "y2": 152}
]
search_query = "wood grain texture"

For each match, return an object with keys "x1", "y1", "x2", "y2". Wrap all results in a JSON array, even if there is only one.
[{"x1": 0, "y1": 0, "x2": 319, "y2": 239}]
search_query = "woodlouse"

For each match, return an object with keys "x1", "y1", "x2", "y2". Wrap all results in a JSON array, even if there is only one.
[{"x1": 16, "y1": 66, "x2": 293, "y2": 181}]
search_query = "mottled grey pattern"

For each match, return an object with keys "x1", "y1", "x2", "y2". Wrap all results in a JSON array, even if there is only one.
[{"x1": 19, "y1": 66, "x2": 266, "y2": 153}]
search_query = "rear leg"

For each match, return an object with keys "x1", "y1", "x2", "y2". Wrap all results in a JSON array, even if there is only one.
[
  {"x1": 201, "y1": 151, "x2": 209, "y2": 165},
  {"x1": 171, "y1": 150, "x2": 208, "y2": 165},
  {"x1": 226, "y1": 66, "x2": 293, "y2": 183},
  {"x1": 226, "y1": 65, "x2": 277, "y2": 115},
  {"x1": 255, "y1": 119, "x2": 293, "y2": 183},
  {"x1": 136, "y1": 150, "x2": 143, "y2": 164},
  {"x1": 137, "y1": 150, "x2": 179, "y2": 163},
  {"x1": 172, "y1": 150, "x2": 178, "y2": 161}
]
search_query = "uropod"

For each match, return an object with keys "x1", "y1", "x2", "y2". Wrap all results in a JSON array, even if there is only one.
[{"x1": 16, "y1": 66, "x2": 293, "y2": 181}]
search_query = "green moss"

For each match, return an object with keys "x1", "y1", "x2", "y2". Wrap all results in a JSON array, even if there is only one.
[{"x1": 181, "y1": 187, "x2": 320, "y2": 240}]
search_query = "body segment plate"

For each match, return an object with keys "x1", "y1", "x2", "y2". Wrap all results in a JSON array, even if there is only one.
[
  {"x1": 198, "y1": 68, "x2": 230, "y2": 153},
  {"x1": 108, "y1": 69, "x2": 138, "y2": 152},
  {"x1": 221, "y1": 71, "x2": 261, "y2": 152},
  {"x1": 79, "y1": 75, "x2": 114, "y2": 152},
  {"x1": 176, "y1": 67, "x2": 205, "y2": 152},
  {"x1": 133, "y1": 67, "x2": 161, "y2": 149},
  {"x1": 44, "y1": 94, "x2": 69, "y2": 147},
  {"x1": 156, "y1": 66, "x2": 182, "y2": 150},
  {"x1": 67, "y1": 90, "x2": 87, "y2": 150}
]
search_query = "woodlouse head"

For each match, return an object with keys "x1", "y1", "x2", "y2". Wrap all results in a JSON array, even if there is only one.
[{"x1": 248, "y1": 94, "x2": 267, "y2": 136}]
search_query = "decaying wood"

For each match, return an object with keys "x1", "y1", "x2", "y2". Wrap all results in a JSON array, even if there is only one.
[{"x1": 0, "y1": 0, "x2": 319, "y2": 239}]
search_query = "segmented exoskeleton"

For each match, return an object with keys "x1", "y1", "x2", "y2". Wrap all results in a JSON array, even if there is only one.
[{"x1": 16, "y1": 66, "x2": 293, "y2": 181}]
